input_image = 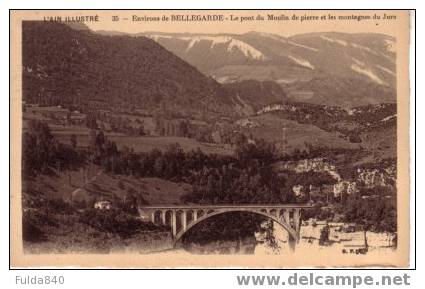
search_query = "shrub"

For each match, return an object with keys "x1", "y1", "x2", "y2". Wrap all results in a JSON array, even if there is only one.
[
  {"x1": 22, "y1": 219, "x2": 47, "y2": 243},
  {"x1": 79, "y1": 208, "x2": 161, "y2": 238}
]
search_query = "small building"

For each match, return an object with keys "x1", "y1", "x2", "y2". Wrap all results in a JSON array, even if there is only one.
[
  {"x1": 292, "y1": 185, "x2": 304, "y2": 197},
  {"x1": 94, "y1": 200, "x2": 112, "y2": 210},
  {"x1": 333, "y1": 181, "x2": 358, "y2": 197},
  {"x1": 70, "y1": 112, "x2": 86, "y2": 125}
]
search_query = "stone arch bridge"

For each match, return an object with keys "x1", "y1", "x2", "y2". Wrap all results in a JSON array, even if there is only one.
[{"x1": 138, "y1": 204, "x2": 312, "y2": 247}]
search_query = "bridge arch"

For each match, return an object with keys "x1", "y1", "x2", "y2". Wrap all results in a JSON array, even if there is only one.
[{"x1": 173, "y1": 209, "x2": 298, "y2": 246}]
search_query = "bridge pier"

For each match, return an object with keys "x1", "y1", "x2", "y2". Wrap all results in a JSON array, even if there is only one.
[
  {"x1": 288, "y1": 235, "x2": 296, "y2": 251},
  {"x1": 161, "y1": 210, "x2": 166, "y2": 225},
  {"x1": 283, "y1": 209, "x2": 290, "y2": 225},
  {"x1": 294, "y1": 209, "x2": 300, "y2": 233},
  {"x1": 181, "y1": 210, "x2": 187, "y2": 231},
  {"x1": 172, "y1": 211, "x2": 177, "y2": 237}
]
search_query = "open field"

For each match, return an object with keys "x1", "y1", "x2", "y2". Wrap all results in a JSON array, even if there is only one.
[
  {"x1": 238, "y1": 114, "x2": 361, "y2": 152},
  {"x1": 23, "y1": 116, "x2": 234, "y2": 156},
  {"x1": 56, "y1": 133, "x2": 234, "y2": 155}
]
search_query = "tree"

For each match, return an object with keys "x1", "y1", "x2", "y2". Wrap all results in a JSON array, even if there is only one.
[
  {"x1": 86, "y1": 112, "x2": 98, "y2": 129},
  {"x1": 70, "y1": 134, "x2": 77, "y2": 149},
  {"x1": 179, "y1": 120, "x2": 189, "y2": 137},
  {"x1": 88, "y1": 129, "x2": 97, "y2": 152},
  {"x1": 343, "y1": 194, "x2": 396, "y2": 233},
  {"x1": 22, "y1": 120, "x2": 85, "y2": 176},
  {"x1": 319, "y1": 224, "x2": 330, "y2": 245},
  {"x1": 206, "y1": 173, "x2": 217, "y2": 196},
  {"x1": 137, "y1": 124, "x2": 146, "y2": 136},
  {"x1": 154, "y1": 156, "x2": 165, "y2": 177},
  {"x1": 95, "y1": 130, "x2": 106, "y2": 149}
]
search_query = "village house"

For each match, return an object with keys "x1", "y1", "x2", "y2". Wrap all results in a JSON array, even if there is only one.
[
  {"x1": 69, "y1": 111, "x2": 86, "y2": 125},
  {"x1": 333, "y1": 181, "x2": 358, "y2": 197},
  {"x1": 94, "y1": 200, "x2": 112, "y2": 210}
]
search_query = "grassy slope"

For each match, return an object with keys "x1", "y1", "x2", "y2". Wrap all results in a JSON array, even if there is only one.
[
  {"x1": 24, "y1": 164, "x2": 192, "y2": 205},
  {"x1": 360, "y1": 126, "x2": 397, "y2": 161},
  {"x1": 55, "y1": 133, "x2": 234, "y2": 156},
  {"x1": 238, "y1": 114, "x2": 360, "y2": 152},
  {"x1": 84, "y1": 174, "x2": 192, "y2": 205}
]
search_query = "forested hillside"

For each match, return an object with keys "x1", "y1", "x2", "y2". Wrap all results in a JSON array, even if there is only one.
[{"x1": 22, "y1": 22, "x2": 233, "y2": 115}]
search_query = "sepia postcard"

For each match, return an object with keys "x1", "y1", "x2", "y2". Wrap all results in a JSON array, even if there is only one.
[{"x1": 10, "y1": 10, "x2": 412, "y2": 268}]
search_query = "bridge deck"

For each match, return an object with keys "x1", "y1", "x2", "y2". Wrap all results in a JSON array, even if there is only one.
[{"x1": 139, "y1": 204, "x2": 313, "y2": 209}]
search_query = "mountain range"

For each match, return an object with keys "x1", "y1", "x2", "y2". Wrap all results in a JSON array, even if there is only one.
[
  {"x1": 139, "y1": 31, "x2": 397, "y2": 107},
  {"x1": 23, "y1": 22, "x2": 397, "y2": 119}
]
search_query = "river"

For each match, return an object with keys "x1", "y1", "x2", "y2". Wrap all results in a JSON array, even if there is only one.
[{"x1": 180, "y1": 221, "x2": 396, "y2": 256}]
